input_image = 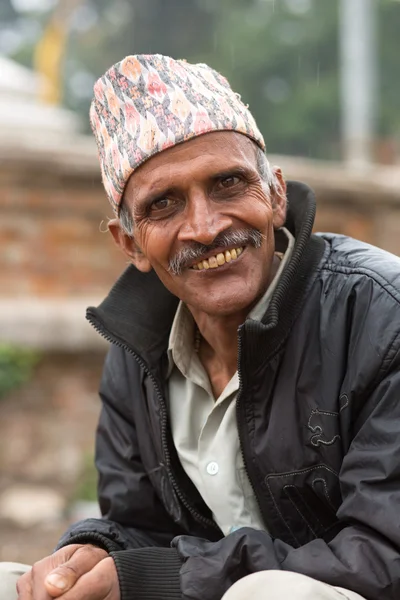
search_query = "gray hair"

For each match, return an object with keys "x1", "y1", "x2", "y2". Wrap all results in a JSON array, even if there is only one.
[
  {"x1": 119, "y1": 200, "x2": 135, "y2": 238},
  {"x1": 119, "y1": 145, "x2": 280, "y2": 237}
]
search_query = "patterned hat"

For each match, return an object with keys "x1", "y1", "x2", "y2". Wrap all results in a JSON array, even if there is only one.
[{"x1": 90, "y1": 54, "x2": 265, "y2": 215}]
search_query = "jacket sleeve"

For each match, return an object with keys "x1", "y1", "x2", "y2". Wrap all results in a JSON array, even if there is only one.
[
  {"x1": 171, "y1": 346, "x2": 400, "y2": 600},
  {"x1": 56, "y1": 345, "x2": 183, "y2": 599}
]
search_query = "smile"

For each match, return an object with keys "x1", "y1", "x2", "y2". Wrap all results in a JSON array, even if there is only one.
[{"x1": 191, "y1": 247, "x2": 244, "y2": 271}]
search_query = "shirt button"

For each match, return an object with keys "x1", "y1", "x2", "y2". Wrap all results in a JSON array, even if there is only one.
[{"x1": 206, "y1": 461, "x2": 219, "y2": 475}]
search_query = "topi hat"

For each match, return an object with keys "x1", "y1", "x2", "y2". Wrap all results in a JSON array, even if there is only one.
[{"x1": 90, "y1": 54, "x2": 265, "y2": 215}]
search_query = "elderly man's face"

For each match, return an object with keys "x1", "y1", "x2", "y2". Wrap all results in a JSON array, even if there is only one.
[{"x1": 112, "y1": 132, "x2": 287, "y2": 317}]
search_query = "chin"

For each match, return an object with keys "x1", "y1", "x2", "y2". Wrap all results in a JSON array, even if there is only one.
[{"x1": 190, "y1": 289, "x2": 260, "y2": 318}]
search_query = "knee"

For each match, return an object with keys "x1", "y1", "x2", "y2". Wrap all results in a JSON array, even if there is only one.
[{"x1": 222, "y1": 570, "x2": 331, "y2": 600}]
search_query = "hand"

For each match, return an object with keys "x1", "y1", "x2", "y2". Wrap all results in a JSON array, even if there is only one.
[{"x1": 17, "y1": 544, "x2": 120, "y2": 600}]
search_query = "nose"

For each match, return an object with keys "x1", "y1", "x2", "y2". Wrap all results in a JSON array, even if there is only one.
[{"x1": 178, "y1": 192, "x2": 233, "y2": 245}]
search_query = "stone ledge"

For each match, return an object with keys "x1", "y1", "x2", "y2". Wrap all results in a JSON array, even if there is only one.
[
  {"x1": 1, "y1": 138, "x2": 400, "y2": 203},
  {"x1": 0, "y1": 299, "x2": 108, "y2": 351}
]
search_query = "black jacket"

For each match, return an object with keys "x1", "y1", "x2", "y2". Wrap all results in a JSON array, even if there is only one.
[{"x1": 58, "y1": 182, "x2": 400, "y2": 600}]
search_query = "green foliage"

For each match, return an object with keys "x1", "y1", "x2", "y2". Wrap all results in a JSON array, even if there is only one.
[
  {"x1": 211, "y1": 0, "x2": 341, "y2": 158},
  {"x1": 379, "y1": 0, "x2": 400, "y2": 139},
  {"x1": 0, "y1": 345, "x2": 41, "y2": 399}
]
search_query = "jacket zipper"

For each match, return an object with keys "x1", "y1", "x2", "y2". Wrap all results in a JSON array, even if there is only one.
[
  {"x1": 88, "y1": 316, "x2": 221, "y2": 534},
  {"x1": 236, "y1": 327, "x2": 269, "y2": 529}
]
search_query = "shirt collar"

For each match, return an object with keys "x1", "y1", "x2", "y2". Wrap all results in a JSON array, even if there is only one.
[{"x1": 248, "y1": 227, "x2": 294, "y2": 321}]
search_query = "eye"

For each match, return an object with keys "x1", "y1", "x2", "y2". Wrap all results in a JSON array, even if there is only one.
[
  {"x1": 218, "y1": 175, "x2": 241, "y2": 189},
  {"x1": 150, "y1": 197, "x2": 174, "y2": 212}
]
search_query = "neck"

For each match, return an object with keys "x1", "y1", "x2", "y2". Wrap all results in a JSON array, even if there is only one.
[
  {"x1": 191, "y1": 309, "x2": 244, "y2": 372},
  {"x1": 187, "y1": 254, "x2": 281, "y2": 394},
  {"x1": 188, "y1": 309, "x2": 242, "y2": 398}
]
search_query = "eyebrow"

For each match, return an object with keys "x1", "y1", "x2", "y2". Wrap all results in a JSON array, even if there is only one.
[
  {"x1": 134, "y1": 165, "x2": 253, "y2": 207},
  {"x1": 135, "y1": 186, "x2": 178, "y2": 209},
  {"x1": 211, "y1": 166, "x2": 251, "y2": 180}
]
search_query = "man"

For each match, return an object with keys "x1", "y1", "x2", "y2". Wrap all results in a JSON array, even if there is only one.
[{"x1": 5, "y1": 54, "x2": 400, "y2": 600}]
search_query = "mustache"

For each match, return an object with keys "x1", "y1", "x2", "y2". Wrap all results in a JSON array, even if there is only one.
[{"x1": 168, "y1": 228, "x2": 265, "y2": 276}]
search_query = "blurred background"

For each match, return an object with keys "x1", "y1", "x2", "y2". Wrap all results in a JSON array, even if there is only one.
[{"x1": 0, "y1": 0, "x2": 400, "y2": 564}]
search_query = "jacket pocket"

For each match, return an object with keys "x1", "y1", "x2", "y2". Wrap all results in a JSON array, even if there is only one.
[{"x1": 264, "y1": 464, "x2": 341, "y2": 546}]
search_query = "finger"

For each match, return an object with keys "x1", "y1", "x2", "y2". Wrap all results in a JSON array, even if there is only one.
[
  {"x1": 31, "y1": 565, "x2": 56, "y2": 600},
  {"x1": 16, "y1": 570, "x2": 33, "y2": 600},
  {"x1": 19, "y1": 546, "x2": 85, "y2": 600},
  {"x1": 44, "y1": 546, "x2": 108, "y2": 597},
  {"x1": 60, "y1": 557, "x2": 119, "y2": 600}
]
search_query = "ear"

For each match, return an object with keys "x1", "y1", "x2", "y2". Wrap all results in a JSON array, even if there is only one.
[
  {"x1": 108, "y1": 219, "x2": 152, "y2": 273},
  {"x1": 271, "y1": 166, "x2": 287, "y2": 229}
]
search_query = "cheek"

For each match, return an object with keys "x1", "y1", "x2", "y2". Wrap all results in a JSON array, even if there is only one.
[
  {"x1": 138, "y1": 224, "x2": 174, "y2": 267},
  {"x1": 234, "y1": 191, "x2": 274, "y2": 232}
]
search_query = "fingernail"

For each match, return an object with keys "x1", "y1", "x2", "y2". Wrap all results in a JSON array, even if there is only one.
[{"x1": 46, "y1": 574, "x2": 68, "y2": 591}]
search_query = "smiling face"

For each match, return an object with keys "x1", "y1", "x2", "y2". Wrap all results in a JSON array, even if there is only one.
[{"x1": 110, "y1": 131, "x2": 287, "y2": 317}]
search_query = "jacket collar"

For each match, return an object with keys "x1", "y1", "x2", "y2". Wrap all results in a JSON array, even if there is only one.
[{"x1": 87, "y1": 181, "x2": 327, "y2": 371}]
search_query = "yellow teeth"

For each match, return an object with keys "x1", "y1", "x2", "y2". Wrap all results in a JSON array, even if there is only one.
[{"x1": 192, "y1": 247, "x2": 244, "y2": 271}]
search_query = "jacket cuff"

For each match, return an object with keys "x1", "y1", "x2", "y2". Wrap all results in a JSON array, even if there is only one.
[
  {"x1": 111, "y1": 547, "x2": 182, "y2": 600},
  {"x1": 56, "y1": 531, "x2": 122, "y2": 553}
]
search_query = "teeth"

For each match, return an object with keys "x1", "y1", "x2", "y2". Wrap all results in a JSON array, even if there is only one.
[{"x1": 192, "y1": 247, "x2": 244, "y2": 271}]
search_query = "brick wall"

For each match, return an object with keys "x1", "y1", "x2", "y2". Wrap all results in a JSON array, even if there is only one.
[
  {"x1": 0, "y1": 164, "x2": 124, "y2": 298},
  {"x1": 314, "y1": 197, "x2": 400, "y2": 257}
]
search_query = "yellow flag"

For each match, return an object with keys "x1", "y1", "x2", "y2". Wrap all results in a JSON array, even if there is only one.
[
  {"x1": 34, "y1": 17, "x2": 67, "y2": 105},
  {"x1": 34, "y1": 0, "x2": 83, "y2": 105}
]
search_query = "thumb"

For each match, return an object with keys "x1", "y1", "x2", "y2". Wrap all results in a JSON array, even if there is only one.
[
  {"x1": 45, "y1": 569, "x2": 73, "y2": 596},
  {"x1": 45, "y1": 546, "x2": 108, "y2": 597}
]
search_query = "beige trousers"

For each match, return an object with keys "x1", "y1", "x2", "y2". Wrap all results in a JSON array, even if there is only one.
[
  {"x1": 0, "y1": 563, "x2": 366, "y2": 600},
  {"x1": 0, "y1": 563, "x2": 31, "y2": 600},
  {"x1": 222, "y1": 571, "x2": 366, "y2": 600}
]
